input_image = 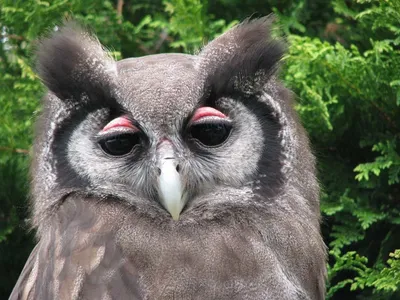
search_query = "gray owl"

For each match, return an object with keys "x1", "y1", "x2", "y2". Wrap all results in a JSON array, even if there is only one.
[{"x1": 10, "y1": 17, "x2": 326, "y2": 300}]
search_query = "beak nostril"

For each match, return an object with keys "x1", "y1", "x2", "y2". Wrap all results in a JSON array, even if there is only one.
[
  {"x1": 157, "y1": 167, "x2": 161, "y2": 175},
  {"x1": 176, "y1": 164, "x2": 180, "y2": 173}
]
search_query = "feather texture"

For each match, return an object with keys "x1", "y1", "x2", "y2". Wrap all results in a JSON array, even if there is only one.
[{"x1": 11, "y1": 191, "x2": 324, "y2": 299}]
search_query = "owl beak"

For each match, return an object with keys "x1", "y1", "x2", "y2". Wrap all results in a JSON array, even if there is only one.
[{"x1": 156, "y1": 141, "x2": 186, "y2": 220}]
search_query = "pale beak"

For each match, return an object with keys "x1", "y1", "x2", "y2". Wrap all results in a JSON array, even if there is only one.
[{"x1": 156, "y1": 141, "x2": 186, "y2": 220}]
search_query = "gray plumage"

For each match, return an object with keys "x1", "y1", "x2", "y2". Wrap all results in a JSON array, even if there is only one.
[{"x1": 10, "y1": 17, "x2": 327, "y2": 300}]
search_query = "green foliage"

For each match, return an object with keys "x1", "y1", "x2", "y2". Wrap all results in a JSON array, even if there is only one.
[
  {"x1": 281, "y1": 1, "x2": 400, "y2": 298},
  {"x1": 161, "y1": 0, "x2": 237, "y2": 52},
  {"x1": 355, "y1": 140, "x2": 400, "y2": 185},
  {"x1": 1, "y1": 0, "x2": 399, "y2": 299}
]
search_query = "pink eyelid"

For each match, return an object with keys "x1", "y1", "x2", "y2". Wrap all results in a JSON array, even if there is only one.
[
  {"x1": 101, "y1": 116, "x2": 137, "y2": 132},
  {"x1": 191, "y1": 107, "x2": 227, "y2": 122}
]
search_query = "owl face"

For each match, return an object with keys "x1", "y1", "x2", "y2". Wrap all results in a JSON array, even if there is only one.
[
  {"x1": 33, "y1": 18, "x2": 288, "y2": 222},
  {"x1": 65, "y1": 54, "x2": 266, "y2": 220}
]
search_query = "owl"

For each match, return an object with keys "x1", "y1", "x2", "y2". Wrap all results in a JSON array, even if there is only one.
[{"x1": 10, "y1": 17, "x2": 326, "y2": 300}]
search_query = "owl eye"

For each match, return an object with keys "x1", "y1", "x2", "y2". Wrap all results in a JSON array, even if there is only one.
[
  {"x1": 98, "y1": 116, "x2": 142, "y2": 156},
  {"x1": 99, "y1": 132, "x2": 141, "y2": 156},
  {"x1": 189, "y1": 120, "x2": 232, "y2": 147}
]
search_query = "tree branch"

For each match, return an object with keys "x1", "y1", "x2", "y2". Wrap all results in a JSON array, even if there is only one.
[
  {"x1": 0, "y1": 34, "x2": 25, "y2": 41},
  {"x1": 154, "y1": 30, "x2": 169, "y2": 52},
  {"x1": 0, "y1": 146, "x2": 29, "y2": 155},
  {"x1": 117, "y1": 0, "x2": 124, "y2": 16}
]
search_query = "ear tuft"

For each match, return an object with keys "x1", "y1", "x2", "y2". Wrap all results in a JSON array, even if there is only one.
[
  {"x1": 36, "y1": 22, "x2": 116, "y2": 102},
  {"x1": 200, "y1": 15, "x2": 285, "y2": 96}
]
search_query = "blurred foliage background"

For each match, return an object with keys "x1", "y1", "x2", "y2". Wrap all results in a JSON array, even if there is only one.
[{"x1": 1, "y1": 0, "x2": 400, "y2": 298}]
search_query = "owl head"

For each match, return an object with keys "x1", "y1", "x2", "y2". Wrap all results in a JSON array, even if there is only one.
[{"x1": 31, "y1": 17, "x2": 318, "y2": 229}]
